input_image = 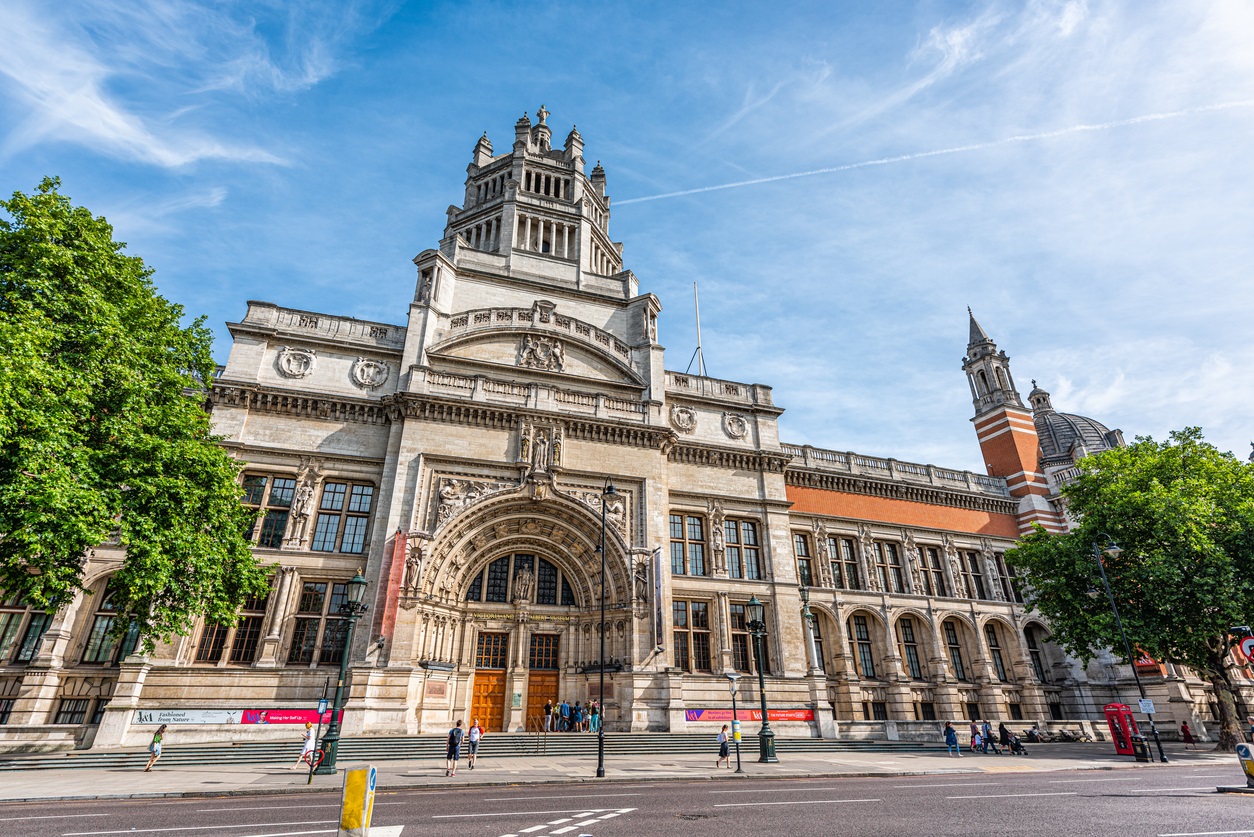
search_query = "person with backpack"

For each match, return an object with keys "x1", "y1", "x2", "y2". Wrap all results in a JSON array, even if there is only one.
[
  {"x1": 467, "y1": 718, "x2": 484, "y2": 769},
  {"x1": 559, "y1": 699, "x2": 571, "y2": 732},
  {"x1": 445, "y1": 719, "x2": 464, "y2": 776}
]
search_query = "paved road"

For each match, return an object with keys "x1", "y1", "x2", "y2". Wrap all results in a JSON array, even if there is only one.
[{"x1": 1, "y1": 765, "x2": 1246, "y2": 837}]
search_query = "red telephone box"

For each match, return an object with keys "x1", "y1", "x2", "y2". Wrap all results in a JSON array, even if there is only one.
[{"x1": 1104, "y1": 703, "x2": 1140, "y2": 755}]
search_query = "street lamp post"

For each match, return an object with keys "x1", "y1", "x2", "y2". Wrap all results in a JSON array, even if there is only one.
[
  {"x1": 726, "y1": 672, "x2": 745, "y2": 773},
  {"x1": 596, "y1": 477, "x2": 617, "y2": 779},
  {"x1": 745, "y1": 595, "x2": 778, "y2": 763},
  {"x1": 1093, "y1": 538, "x2": 1168, "y2": 764},
  {"x1": 314, "y1": 570, "x2": 370, "y2": 774},
  {"x1": 800, "y1": 586, "x2": 818, "y2": 672}
]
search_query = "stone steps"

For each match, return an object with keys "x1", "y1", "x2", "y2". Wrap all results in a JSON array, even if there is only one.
[{"x1": 0, "y1": 733, "x2": 937, "y2": 771}]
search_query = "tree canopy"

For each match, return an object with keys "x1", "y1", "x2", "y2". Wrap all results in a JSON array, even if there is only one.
[
  {"x1": 1007, "y1": 427, "x2": 1254, "y2": 749},
  {"x1": 0, "y1": 178, "x2": 269, "y2": 649}
]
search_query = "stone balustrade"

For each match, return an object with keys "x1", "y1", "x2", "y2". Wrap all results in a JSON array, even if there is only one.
[{"x1": 781, "y1": 443, "x2": 1010, "y2": 497}]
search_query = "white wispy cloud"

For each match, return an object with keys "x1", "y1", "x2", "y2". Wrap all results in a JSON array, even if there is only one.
[{"x1": 0, "y1": 1, "x2": 392, "y2": 168}]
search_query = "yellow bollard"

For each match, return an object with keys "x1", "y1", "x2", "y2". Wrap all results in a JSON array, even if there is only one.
[
  {"x1": 1237, "y1": 744, "x2": 1254, "y2": 789},
  {"x1": 337, "y1": 765, "x2": 377, "y2": 837}
]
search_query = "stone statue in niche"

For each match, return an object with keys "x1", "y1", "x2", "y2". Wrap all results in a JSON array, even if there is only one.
[
  {"x1": 903, "y1": 529, "x2": 924, "y2": 594},
  {"x1": 277, "y1": 346, "x2": 316, "y2": 379},
  {"x1": 532, "y1": 431, "x2": 550, "y2": 472},
  {"x1": 519, "y1": 424, "x2": 532, "y2": 463},
  {"x1": 634, "y1": 560, "x2": 649, "y2": 602},
  {"x1": 512, "y1": 566, "x2": 536, "y2": 604},
  {"x1": 519, "y1": 335, "x2": 565, "y2": 371},
  {"x1": 403, "y1": 541, "x2": 425, "y2": 591},
  {"x1": 707, "y1": 499, "x2": 726, "y2": 574},
  {"x1": 284, "y1": 461, "x2": 322, "y2": 547},
  {"x1": 943, "y1": 534, "x2": 964, "y2": 596}
]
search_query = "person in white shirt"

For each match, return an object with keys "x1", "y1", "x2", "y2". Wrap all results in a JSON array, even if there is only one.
[{"x1": 467, "y1": 718, "x2": 483, "y2": 770}]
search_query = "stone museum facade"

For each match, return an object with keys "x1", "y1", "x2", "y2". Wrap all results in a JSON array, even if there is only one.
[{"x1": 0, "y1": 107, "x2": 1246, "y2": 751}]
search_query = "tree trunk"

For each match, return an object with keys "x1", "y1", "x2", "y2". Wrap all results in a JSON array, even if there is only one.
[{"x1": 1208, "y1": 657, "x2": 1244, "y2": 752}]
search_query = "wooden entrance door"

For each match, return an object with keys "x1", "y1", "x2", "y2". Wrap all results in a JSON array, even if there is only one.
[
  {"x1": 526, "y1": 672, "x2": 559, "y2": 731},
  {"x1": 526, "y1": 633, "x2": 560, "y2": 731},
  {"x1": 473, "y1": 632, "x2": 509, "y2": 732}
]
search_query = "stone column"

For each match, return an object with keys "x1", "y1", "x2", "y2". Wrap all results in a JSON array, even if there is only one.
[
  {"x1": 255, "y1": 566, "x2": 295, "y2": 668},
  {"x1": 926, "y1": 610, "x2": 963, "y2": 721},
  {"x1": 715, "y1": 591, "x2": 732, "y2": 673}
]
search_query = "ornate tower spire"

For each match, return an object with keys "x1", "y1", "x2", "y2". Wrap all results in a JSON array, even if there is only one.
[{"x1": 961, "y1": 312, "x2": 1064, "y2": 535}]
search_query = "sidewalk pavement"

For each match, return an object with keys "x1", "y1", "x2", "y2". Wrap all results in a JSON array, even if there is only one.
[{"x1": 0, "y1": 742, "x2": 1239, "y2": 804}]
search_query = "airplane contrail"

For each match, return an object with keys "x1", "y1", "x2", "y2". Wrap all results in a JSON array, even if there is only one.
[{"x1": 615, "y1": 100, "x2": 1254, "y2": 206}]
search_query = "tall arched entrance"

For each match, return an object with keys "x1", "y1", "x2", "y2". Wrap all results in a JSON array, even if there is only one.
[{"x1": 399, "y1": 487, "x2": 637, "y2": 732}]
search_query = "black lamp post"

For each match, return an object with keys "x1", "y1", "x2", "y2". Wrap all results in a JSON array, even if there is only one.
[
  {"x1": 726, "y1": 672, "x2": 745, "y2": 773},
  {"x1": 596, "y1": 477, "x2": 617, "y2": 779},
  {"x1": 746, "y1": 595, "x2": 777, "y2": 762},
  {"x1": 314, "y1": 570, "x2": 369, "y2": 774},
  {"x1": 1092, "y1": 538, "x2": 1168, "y2": 764}
]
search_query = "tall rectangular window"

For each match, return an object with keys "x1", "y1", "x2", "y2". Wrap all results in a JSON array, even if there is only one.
[
  {"x1": 1026, "y1": 627, "x2": 1049, "y2": 682},
  {"x1": 243, "y1": 474, "x2": 296, "y2": 549},
  {"x1": 837, "y1": 539, "x2": 862, "y2": 591},
  {"x1": 730, "y1": 604, "x2": 752, "y2": 672},
  {"x1": 794, "y1": 533, "x2": 813, "y2": 587},
  {"x1": 997, "y1": 555, "x2": 1023, "y2": 603},
  {"x1": 54, "y1": 698, "x2": 90, "y2": 725},
  {"x1": 874, "y1": 543, "x2": 904, "y2": 593},
  {"x1": 14, "y1": 612, "x2": 51, "y2": 663},
  {"x1": 228, "y1": 595, "x2": 268, "y2": 664},
  {"x1": 925, "y1": 547, "x2": 948, "y2": 597},
  {"x1": 944, "y1": 621, "x2": 967, "y2": 681},
  {"x1": 985, "y1": 624, "x2": 1008, "y2": 682},
  {"x1": 898, "y1": 617, "x2": 923, "y2": 679},
  {"x1": 669, "y1": 514, "x2": 707, "y2": 576},
  {"x1": 673, "y1": 600, "x2": 711, "y2": 672},
  {"x1": 738, "y1": 521, "x2": 762, "y2": 580},
  {"x1": 311, "y1": 482, "x2": 374, "y2": 554},
  {"x1": 811, "y1": 617, "x2": 825, "y2": 672},
  {"x1": 287, "y1": 580, "x2": 348, "y2": 666},
  {"x1": 672, "y1": 601, "x2": 690, "y2": 671},
  {"x1": 195, "y1": 624, "x2": 229, "y2": 664},
  {"x1": 849, "y1": 615, "x2": 876, "y2": 679},
  {"x1": 529, "y1": 634, "x2": 559, "y2": 669},
  {"x1": 961, "y1": 552, "x2": 987, "y2": 599}
]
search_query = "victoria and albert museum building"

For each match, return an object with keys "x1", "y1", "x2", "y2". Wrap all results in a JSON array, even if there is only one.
[{"x1": 1, "y1": 108, "x2": 1245, "y2": 751}]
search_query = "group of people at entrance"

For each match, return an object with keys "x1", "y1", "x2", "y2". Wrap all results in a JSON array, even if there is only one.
[
  {"x1": 542, "y1": 699, "x2": 600, "y2": 732},
  {"x1": 943, "y1": 720, "x2": 1027, "y2": 756}
]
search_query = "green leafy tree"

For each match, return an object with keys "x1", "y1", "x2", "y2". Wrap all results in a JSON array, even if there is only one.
[
  {"x1": 1007, "y1": 428, "x2": 1254, "y2": 750},
  {"x1": 0, "y1": 178, "x2": 270, "y2": 651}
]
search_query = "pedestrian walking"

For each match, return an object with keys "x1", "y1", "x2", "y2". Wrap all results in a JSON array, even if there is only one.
[
  {"x1": 716, "y1": 724, "x2": 731, "y2": 768},
  {"x1": 144, "y1": 724, "x2": 167, "y2": 772},
  {"x1": 467, "y1": 718, "x2": 483, "y2": 769},
  {"x1": 543, "y1": 699, "x2": 554, "y2": 732},
  {"x1": 944, "y1": 722, "x2": 962, "y2": 757},
  {"x1": 290, "y1": 722, "x2": 315, "y2": 769},
  {"x1": 982, "y1": 720, "x2": 1001, "y2": 754},
  {"x1": 1181, "y1": 721, "x2": 1198, "y2": 749},
  {"x1": 998, "y1": 722, "x2": 1012, "y2": 753},
  {"x1": 445, "y1": 719, "x2": 464, "y2": 776}
]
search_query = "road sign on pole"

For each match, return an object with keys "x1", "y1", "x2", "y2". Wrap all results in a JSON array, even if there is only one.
[
  {"x1": 1138, "y1": 698, "x2": 1156, "y2": 715},
  {"x1": 1239, "y1": 636, "x2": 1254, "y2": 663}
]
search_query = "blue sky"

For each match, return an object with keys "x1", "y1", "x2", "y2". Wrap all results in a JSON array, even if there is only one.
[{"x1": 2, "y1": 0, "x2": 1251, "y2": 473}]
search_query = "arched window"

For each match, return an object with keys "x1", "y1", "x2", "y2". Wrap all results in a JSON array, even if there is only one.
[
  {"x1": 465, "y1": 554, "x2": 576, "y2": 606},
  {"x1": 82, "y1": 581, "x2": 140, "y2": 665},
  {"x1": 976, "y1": 369, "x2": 989, "y2": 395}
]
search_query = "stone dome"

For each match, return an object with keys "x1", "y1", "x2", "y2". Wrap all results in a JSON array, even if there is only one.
[{"x1": 1028, "y1": 381, "x2": 1122, "y2": 464}]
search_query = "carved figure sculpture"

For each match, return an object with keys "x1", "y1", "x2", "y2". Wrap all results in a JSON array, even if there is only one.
[
  {"x1": 513, "y1": 566, "x2": 536, "y2": 604},
  {"x1": 519, "y1": 336, "x2": 565, "y2": 371},
  {"x1": 634, "y1": 560, "x2": 649, "y2": 602}
]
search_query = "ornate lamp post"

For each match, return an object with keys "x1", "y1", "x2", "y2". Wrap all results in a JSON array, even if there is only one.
[
  {"x1": 800, "y1": 586, "x2": 818, "y2": 672},
  {"x1": 726, "y1": 672, "x2": 745, "y2": 773},
  {"x1": 745, "y1": 595, "x2": 777, "y2": 763},
  {"x1": 1093, "y1": 537, "x2": 1168, "y2": 764},
  {"x1": 596, "y1": 477, "x2": 617, "y2": 779},
  {"x1": 314, "y1": 570, "x2": 369, "y2": 774}
]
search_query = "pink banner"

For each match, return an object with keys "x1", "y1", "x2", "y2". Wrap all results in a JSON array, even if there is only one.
[
  {"x1": 240, "y1": 709, "x2": 342, "y2": 725},
  {"x1": 685, "y1": 709, "x2": 814, "y2": 722}
]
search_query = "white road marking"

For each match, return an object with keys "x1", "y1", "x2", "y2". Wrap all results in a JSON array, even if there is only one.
[
  {"x1": 1160, "y1": 831, "x2": 1254, "y2": 836},
  {"x1": 233, "y1": 831, "x2": 333, "y2": 837},
  {"x1": 948, "y1": 798, "x2": 1078, "y2": 803},
  {"x1": 436, "y1": 808, "x2": 612, "y2": 819},
  {"x1": 893, "y1": 782, "x2": 1003, "y2": 788},
  {"x1": 64, "y1": 822, "x2": 333, "y2": 836},
  {"x1": 519, "y1": 826, "x2": 549, "y2": 834},
  {"x1": 496, "y1": 808, "x2": 635, "y2": 837},
  {"x1": 709, "y1": 786, "x2": 856, "y2": 794},
  {"x1": 486, "y1": 793, "x2": 643, "y2": 802},
  {"x1": 1047, "y1": 777, "x2": 1139, "y2": 783},
  {"x1": 1131, "y1": 787, "x2": 1217, "y2": 793},
  {"x1": 714, "y1": 799, "x2": 881, "y2": 808}
]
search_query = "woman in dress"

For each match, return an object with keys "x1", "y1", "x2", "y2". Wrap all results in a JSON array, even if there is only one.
[
  {"x1": 1181, "y1": 721, "x2": 1198, "y2": 749},
  {"x1": 716, "y1": 725, "x2": 731, "y2": 768},
  {"x1": 144, "y1": 724, "x2": 167, "y2": 772},
  {"x1": 291, "y1": 722, "x2": 315, "y2": 769}
]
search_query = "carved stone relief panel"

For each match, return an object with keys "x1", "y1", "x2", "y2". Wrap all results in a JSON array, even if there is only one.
[
  {"x1": 722, "y1": 413, "x2": 749, "y2": 440},
  {"x1": 432, "y1": 477, "x2": 514, "y2": 531},
  {"x1": 351, "y1": 358, "x2": 390, "y2": 389},
  {"x1": 518, "y1": 335, "x2": 565, "y2": 371},
  {"x1": 669, "y1": 404, "x2": 697, "y2": 433},
  {"x1": 276, "y1": 346, "x2": 316, "y2": 378}
]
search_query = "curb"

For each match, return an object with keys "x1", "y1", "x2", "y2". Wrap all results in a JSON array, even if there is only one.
[{"x1": 0, "y1": 760, "x2": 1208, "y2": 805}]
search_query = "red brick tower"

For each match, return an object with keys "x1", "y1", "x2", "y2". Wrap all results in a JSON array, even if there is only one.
[{"x1": 962, "y1": 311, "x2": 1065, "y2": 534}]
